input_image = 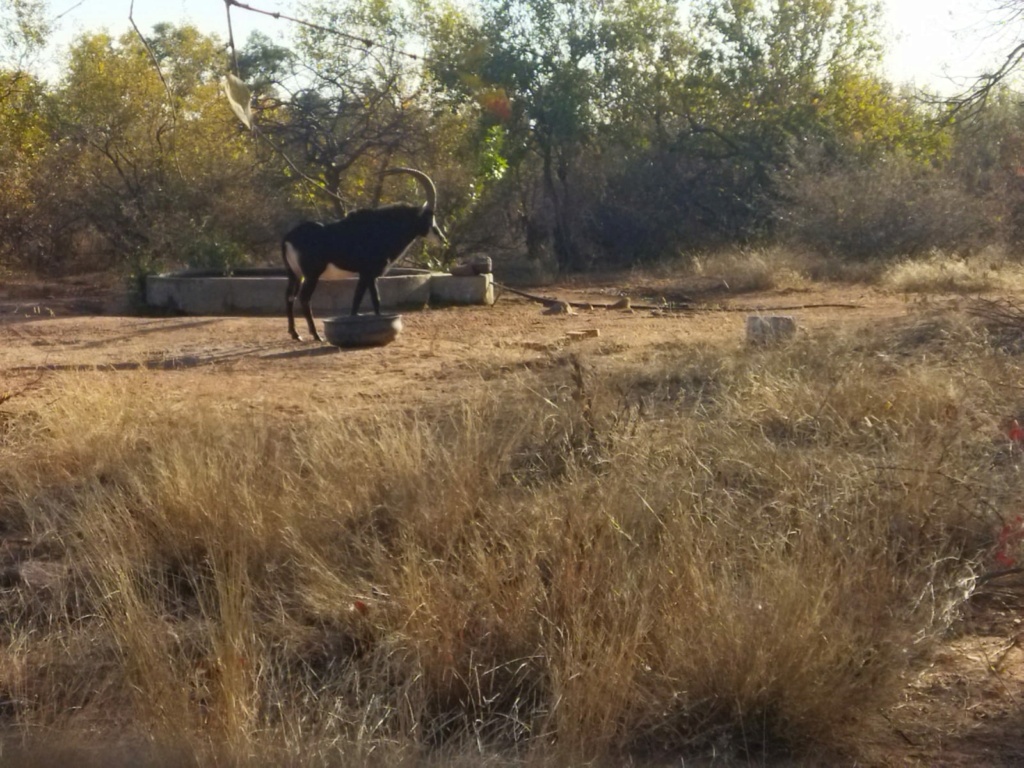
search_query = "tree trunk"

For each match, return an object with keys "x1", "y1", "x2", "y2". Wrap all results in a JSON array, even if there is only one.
[{"x1": 542, "y1": 143, "x2": 577, "y2": 271}]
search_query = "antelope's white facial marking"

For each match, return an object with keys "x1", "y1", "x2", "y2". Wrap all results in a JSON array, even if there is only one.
[{"x1": 284, "y1": 242, "x2": 304, "y2": 278}]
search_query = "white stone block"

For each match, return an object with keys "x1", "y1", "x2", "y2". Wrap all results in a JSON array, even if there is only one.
[{"x1": 746, "y1": 315, "x2": 797, "y2": 344}]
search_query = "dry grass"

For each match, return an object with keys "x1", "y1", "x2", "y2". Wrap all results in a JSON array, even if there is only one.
[
  {"x1": 881, "y1": 249, "x2": 1024, "y2": 294},
  {"x1": 1, "y1": 310, "x2": 1022, "y2": 765},
  {"x1": 662, "y1": 248, "x2": 887, "y2": 292},
  {"x1": 680, "y1": 248, "x2": 816, "y2": 293},
  {"x1": 670, "y1": 247, "x2": 1024, "y2": 296}
]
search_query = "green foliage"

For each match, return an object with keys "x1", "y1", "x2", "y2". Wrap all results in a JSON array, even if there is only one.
[
  {"x1": 476, "y1": 124, "x2": 507, "y2": 185},
  {"x1": 2, "y1": 0, "x2": 1021, "y2": 275},
  {"x1": 818, "y1": 71, "x2": 949, "y2": 162},
  {"x1": 148, "y1": 23, "x2": 226, "y2": 94},
  {"x1": 8, "y1": 25, "x2": 293, "y2": 275},
  {"x1": 426, "y1": 0, "x2": 692, "y2": 269},
  {"x1": 182, "y1": 234, "x2": 250, "y2": 273},
  {"x1": 422, "y1": 0, "x2": 958, "y2": 267},
  {"x1": 47, "y1": 29, "x2": 223, "y2": 272},
  {"x1": 236, "y1": 31, "x2": 294, "y2": 98},
  {"x1": 0, "y1": 69, "x2": 47, "y2": 164},
  {"x1": 943, "y1": 89, "x2": 1024, "y2": 246},
  {"x1": 0, "y1": 68, "x2": 51, "y2": 267},
  {"x1": 671, "y1": 0, "x2": 889, "y2": 234}
]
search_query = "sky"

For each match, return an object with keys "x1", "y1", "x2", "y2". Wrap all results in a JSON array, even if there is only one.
[
  {"x1": 33, "y1": 0, "x2": 1024, "y2": 94},
  {"x1": 882, "y1": 0, "x2": 1017, "y2": 92}
]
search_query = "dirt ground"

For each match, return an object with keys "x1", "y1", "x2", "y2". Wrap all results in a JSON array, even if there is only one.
[
  {"x1": 0, "y1": 272, "x2": 899, "y2": 414},
  {"x1": 2, "y1": 271, "x2": 1024, "y2": 765}
]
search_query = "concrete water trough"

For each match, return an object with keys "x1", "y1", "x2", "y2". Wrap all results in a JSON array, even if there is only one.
[
  {"x1": 145, "y1": 266, "x2": 494, "y2": 315},
  {"x1": 323, "y1": 313, "x2": 404, "y2": 348}
]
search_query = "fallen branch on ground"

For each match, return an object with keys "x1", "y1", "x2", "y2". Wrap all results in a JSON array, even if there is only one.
[
  {"x1": 966, "y1": 297, "x2": 1024, "y2": 327},
  {"x1": 494, "y1": 283, "x2": 692, "y2": 311},
  {"x1": 714, "y1": 302, "x2": 864, "y2": 312},
  {"x1": 494, "y1": 283, "x2": 863, "y2": 313}
]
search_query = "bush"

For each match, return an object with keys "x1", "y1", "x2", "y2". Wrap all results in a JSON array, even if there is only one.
[{"x1": 780, "y1": 157, "x2": 1001, "y2": 261}]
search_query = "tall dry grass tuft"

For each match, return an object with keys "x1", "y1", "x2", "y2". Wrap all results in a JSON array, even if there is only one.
[
  {"x1": 0, "y1": 310, "x2": 1021, "y2": 764},
  {"x1": 881, "y1": 248, "x2": 1024, "y2": 294}
]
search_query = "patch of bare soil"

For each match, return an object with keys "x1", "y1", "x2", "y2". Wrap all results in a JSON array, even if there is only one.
[
  {"x1": 0, "y1": 272, "x2": 901, "y2": 413},
  {"x1": 1, "y1": 271, "x2": 1022, "y2": 765},
  {"x1": 863, "y1": 586, "x2": 1024, "y2": 768}
]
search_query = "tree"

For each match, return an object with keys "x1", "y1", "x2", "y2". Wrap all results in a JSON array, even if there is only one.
[
  {"x1": 0, "y1": 1, "x2": 56, "y2": 268},
  {"x1": 42, "y1": 25, "x2": 290, "y2": 276},
  {"x1": 236, "y1": 30, "x2": 295, "y2": 99},
  {"x1": 426, "y1": 0, "x2": 690, "y2": 270},
  {"x1": 250, "y1": 0, "x2": 438, "y2": 219},
  {"x1": 0, "y1": 68, "x2": 49, "y2": 268},
  {"x1": 667, "y1": 0, "x2": 888, "y2": 237},
  {"x1": 0, "y1": 0, "x2": 48, "y2": 76},
  {"x1": 815, "y1": 70, "x2": 948, "y2": 163}
]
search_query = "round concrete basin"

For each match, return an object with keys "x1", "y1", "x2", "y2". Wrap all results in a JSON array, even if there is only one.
[{"x1": 323, "y1": 314, "x2": 403, "y2": 348}]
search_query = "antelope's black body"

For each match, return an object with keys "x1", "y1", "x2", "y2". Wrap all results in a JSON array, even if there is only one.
[{"x1": 281, "y1": 168, "x2": 445, "y2": 342}]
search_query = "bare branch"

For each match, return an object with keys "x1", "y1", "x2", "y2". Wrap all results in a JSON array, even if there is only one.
[
  {"x1": 224, "y1": 0, "x2": 431, "y2": 65},
  {"x1": 943, "y1": 41, "x2": 1024, "y2": 122},
  {"x1": 128, "y1": 0, "x2": 185, "y2": 180}
]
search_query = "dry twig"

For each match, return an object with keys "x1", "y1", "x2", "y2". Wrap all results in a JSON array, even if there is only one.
[{"x1": 0, "y1": 371, "x2": 46, "y2": 408}]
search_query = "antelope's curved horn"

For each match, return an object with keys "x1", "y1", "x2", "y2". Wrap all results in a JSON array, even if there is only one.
[{"x1": 384, "y1": 167, "x2": 438, "y2": 211}]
